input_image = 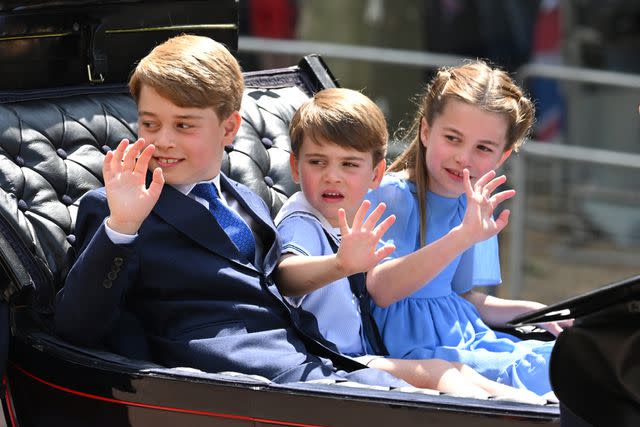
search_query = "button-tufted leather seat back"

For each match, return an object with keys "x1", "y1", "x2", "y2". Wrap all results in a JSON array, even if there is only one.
[
  {"x1": 0, "y1": 90, "x2": 138, "y2": 313},
  {"x1": 0, "y1": 56, "x2": 337, "y2": 316},
  {"x1": 223, "y1": 85, "x2": 310, "y2": 217}
]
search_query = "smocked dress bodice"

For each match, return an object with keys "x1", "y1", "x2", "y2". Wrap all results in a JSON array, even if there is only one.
[{"x1": 365, "y1": 175, "x2": 554, "y2": 396}]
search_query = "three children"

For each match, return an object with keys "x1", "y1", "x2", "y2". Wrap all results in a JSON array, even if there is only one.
[{"x1": 56, "y1": 32, "x2": 562, "y2": 399}]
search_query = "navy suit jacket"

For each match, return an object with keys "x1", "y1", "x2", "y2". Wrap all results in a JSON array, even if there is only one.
[{"x1": 55, "y1": 173, "x2": 405, "y2": 386}]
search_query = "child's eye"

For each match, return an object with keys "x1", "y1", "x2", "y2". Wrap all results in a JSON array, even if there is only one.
[
  {"x1": 445, "y1": 134, "x2": 460, "y2": 143},
  {"x1": 141, "y1": 121, "x2": 157, "y2": 130},
  {"x1": 176, "y1": 123, "x2": 193, "y2": 130},
  {"x1": 343, "y1": 162, "x2": 359, "y2": 168},
  {"x1": 477, "y1": 145, "x2": 494, "y2": 153},
  {"x1": 309, "y1": 159, "x2": 325, "y2": 166}
]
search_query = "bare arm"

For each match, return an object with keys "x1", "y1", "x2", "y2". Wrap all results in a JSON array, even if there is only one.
[
  {"x1": 366, "y1": 169, "x2": 515, "y2": 308},
  {"x1": 275, "y1": 201, "x2": 395, "y2": 297},
  {"x1": 461, "y1": 290, "x2": 573, "y2": 336},
  {"x1": 462, "y1": 290, "x2": 545, "y2": 327},
  {"x1": 275, "y1": 253, "x2": 349, "y2": 297},
  {"x1": 367, "y1": 227, "x2": 475, "y2": 307}
]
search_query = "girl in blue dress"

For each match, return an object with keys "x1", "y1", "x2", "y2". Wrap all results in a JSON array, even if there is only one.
[{"x1": 365, "y1": 61, "x2": 572, "y2": 397}]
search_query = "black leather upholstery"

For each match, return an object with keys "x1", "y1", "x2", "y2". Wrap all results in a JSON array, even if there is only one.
[
  {"x1": 223, "y1": 85, "x2": 310, "y2": 217},
  {"x1": 0, "y1": 90, "x2": 137, "y2": 312},
  {"x1": 0, "y1": 56, "x2": 337, "y2": 316}
]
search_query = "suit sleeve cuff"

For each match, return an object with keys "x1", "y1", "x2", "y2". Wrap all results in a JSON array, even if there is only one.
[{"x1": 104, "y1": 218, "x2": 138, "y2": 244}]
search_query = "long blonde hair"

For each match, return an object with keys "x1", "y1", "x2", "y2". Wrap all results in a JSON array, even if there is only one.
[{"x1": 389, "y1": 60, "x2": 535, "y2": 246}]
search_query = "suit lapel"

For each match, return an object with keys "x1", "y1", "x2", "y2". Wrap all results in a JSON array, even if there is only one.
[
  {"x1": 220, "y1": 174, "x2": 280, "y2": 275},
  {"x1": 152, "y1": 183, "x2": 257, "y2": 271}
]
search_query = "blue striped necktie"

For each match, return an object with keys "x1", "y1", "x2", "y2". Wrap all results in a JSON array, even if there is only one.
[{"x1": 191, "y1": 183, "x2": 256, "y2": 261}]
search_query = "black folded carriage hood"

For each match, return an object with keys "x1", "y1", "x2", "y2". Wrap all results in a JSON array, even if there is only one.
[{"x1": 0, "y1": 0, "x2": 238, "y2": 90}]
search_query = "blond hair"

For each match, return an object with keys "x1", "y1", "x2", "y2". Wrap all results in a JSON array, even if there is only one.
[
  {"x1": 129, "y1": 34, "x2": 243, "y2": 119},
  {"x1": 389, "y1": 60, "x2": 535, "y2": 245},
  {"x1": 289, "y1": 88, "x2": 387, "y2": 165}
]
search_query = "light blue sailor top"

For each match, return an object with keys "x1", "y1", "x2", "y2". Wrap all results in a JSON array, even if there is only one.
[{"x1": 275, "y1": 192, "x2": 368, "y2": 356}]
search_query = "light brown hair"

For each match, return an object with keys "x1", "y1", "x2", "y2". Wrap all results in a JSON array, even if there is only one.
[
  {"x1": 129, "y1": 34, "x2": 243, "y2": 119},
  {"x1": 289, "y1": 88, "x2": 388, "y2": 165},
  {"x1": 389, "y1": 60, "x2": 535, "y2": 245}
]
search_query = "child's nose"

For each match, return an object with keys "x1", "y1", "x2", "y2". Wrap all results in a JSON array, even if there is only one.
[
  {"x1": 454, "y1": 148, "x2": 471, "y2": 166},
  {"x1": 153, "y1": 129, "x2": 176, "y2": 149},
  {"x1": 323, "y1": 165, "x2": 342, "y2": 182}
]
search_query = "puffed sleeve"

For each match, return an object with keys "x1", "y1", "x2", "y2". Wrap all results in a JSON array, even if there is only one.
[
  {"x1": 451, "y1": 234, "x2": 502, "y2": 294},
  {"x1": 366, "y1": 175, "x2": 420, "y2": 259}
]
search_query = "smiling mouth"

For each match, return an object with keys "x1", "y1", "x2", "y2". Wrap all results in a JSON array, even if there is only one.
[
  {"x1": 322, "y1": 191, "x2": 344, "y2": 201},
  {"x1": 445, "y1": 168, "x2": 472, "y2": 180},
  {"x1": 155, "y1": 157, "x2": 182, "y2": 166}
]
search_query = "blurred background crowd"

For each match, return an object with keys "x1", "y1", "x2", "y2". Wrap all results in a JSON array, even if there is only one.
[{"x1": 236, "y1": 0, "x2": 640, "y2": 305}]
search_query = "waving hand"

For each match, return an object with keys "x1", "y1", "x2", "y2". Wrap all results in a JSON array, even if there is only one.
[
  {"x1": 335, "y1": 200, "x2": 396, "y2": 275},
  {"x1": 460, "y1": 169, "x2": 515, "y2": 243},
  {"x1": 103, "y1": 138, "x2": 165, "y2": 235}
]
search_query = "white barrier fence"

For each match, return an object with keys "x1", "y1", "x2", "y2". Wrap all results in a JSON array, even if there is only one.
[{"x1": 239, "y1": 36, "x2": 640, "y2": 298}]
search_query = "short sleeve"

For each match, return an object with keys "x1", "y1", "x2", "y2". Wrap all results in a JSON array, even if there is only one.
[
  {"x1": 451, "y1": 234, "x2": 502, "y2": 294},
  {"x1": 277, "y1": 214, "x2": 329, "y2": 257},
  {"x1": 365, "y1": 175, "x2": 419, "y2": 259},
  {"x1": 277, "y1": 215, "x2": 335, "y2": 307}
]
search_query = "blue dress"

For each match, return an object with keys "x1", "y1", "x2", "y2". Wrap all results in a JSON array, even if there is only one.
[{"x1": 365, "y1": 175, "x2": 554, "y2": 396}]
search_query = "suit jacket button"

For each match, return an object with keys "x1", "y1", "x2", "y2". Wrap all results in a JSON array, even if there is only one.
[
  {"x1": 107, "y1": 271, "x2": 118, "y2": 280},
  {"x1": 102, "y1": 279, "x2": 112, "y2": 289},
  {"x1": 114, "y1": 257, "x2": 124, "y2": 266}
]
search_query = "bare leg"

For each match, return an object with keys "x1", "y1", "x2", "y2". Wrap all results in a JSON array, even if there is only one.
[
  {"x1": 368, "y1": 357, "x2": 490, "y2": 399},
  {"x1": 452, "y1": 362, "x2": 546, "y2": 404}
]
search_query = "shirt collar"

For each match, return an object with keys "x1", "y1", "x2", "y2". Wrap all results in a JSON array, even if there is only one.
[
  {"x1": 274, "y1": 191, "x2": 339, "y2": 237},
  {"x1": 173, "y1": 175, "x2": 222, "y2": 196}
]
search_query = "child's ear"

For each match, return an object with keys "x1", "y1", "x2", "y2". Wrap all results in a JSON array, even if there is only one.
[
  {"x1": 289, "y1": 152, "x2": 301, "y2": 184},
  {"x1": 419, "y1": 117, "x2": 430, "y2": 148},
  {"x1": 369, "y1": 159, "x2": 386, "y2": 189},
  {"x1": 497, "y1": 148, "x2": 513, "y2": 168},
  {"x1": 222, "y1": 111, "x2": 242, "y2": 143}
]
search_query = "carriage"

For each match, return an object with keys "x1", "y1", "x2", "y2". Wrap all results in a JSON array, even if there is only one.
[{"x1": 0, "y1": 1, "x2": 565, "y2": 425}]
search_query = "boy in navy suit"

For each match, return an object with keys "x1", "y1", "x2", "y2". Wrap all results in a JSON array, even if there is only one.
[{"x1": 55, "y1": 34, "x2": 406, "y2": 386}]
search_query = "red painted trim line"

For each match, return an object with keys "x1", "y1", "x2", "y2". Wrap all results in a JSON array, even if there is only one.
[
  {"x1": 3, "y1": 375, "x2": 18, "y2": 427},
  {"x1": 12, "y1": 364, "x2": 328, "y2": 427}
]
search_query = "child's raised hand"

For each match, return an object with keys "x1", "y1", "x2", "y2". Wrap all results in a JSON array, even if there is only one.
[
  {"x1": 103, "y1": 138, "x2": 164, "y2": 235},
  {"x1": 336, "y1": 200, "x2": 396, "y2": 276},
  {"x1": 461, "y1": 169, "x2": 515, "y2": 243}
]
